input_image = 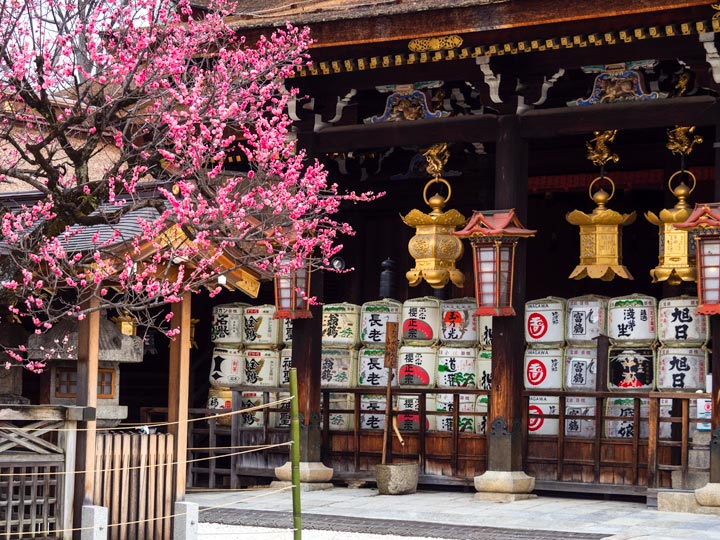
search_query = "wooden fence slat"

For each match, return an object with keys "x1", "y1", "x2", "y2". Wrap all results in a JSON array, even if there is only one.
[
  {"x1": 119, "y1": 434, "x2": 131, "y2": 540},
  {"x1": 137, "y1": 435, "x2": 149, "y2": 540},
  {"x1": 127, "y1": 435, "x2": 140, "y2": 540},
  {"x1": 94, "y1": 434, "x2": 105, "y2": 504},
  {"x1": 110, "y1": 434, "x2": 121, "y2": 540},
  {"x1": 102, "y1": 435, "x2": 113, "y2": 513},
  {"x1": 146, "y1": 435, "x2": 157, "y2": 540},
  {"x1": 163, "y1": 434, "x2": 174, "y2": 540}
]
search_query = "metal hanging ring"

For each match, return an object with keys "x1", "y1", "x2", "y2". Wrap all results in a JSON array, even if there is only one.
[
  {"x1": 423, "y1": 177, "x2": 452, "y2": 206},
  {"x1": 667, "y1": 169, "x2": 697, "y2": 195},
  {"x1": 588, "y1": 176, "x2": 615, "y2": 202}
]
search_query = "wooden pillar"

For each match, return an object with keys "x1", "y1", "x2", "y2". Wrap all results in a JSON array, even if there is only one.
[
  {"x1": 711, "y1": 122, "x2": 720, "y2": 483},
  {"x1": 488, "y1": 114, "x2": 528, "y2": 472},
  {"x1": 73, "y1": 296, "x2": 100, "y2": 535},
  {"x1": 168, "y1": 292, "x2": 192, "y2": 499},
  {"x1": 291, "y1": 271, "x2": 324, "y2": 462}
]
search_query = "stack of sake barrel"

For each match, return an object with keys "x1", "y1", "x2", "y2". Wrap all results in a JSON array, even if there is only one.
[
  {"x1": 319, "y1": 302, "x2": 362, "y2": 430},
  {"x1": 523, "y1": 297, "x2": 567, "y2": 436},
  {"x1": 356, "y1": 299, "x2": 402, "y2": 431},
  {"x1": 355, "y1": 296, "x2": 494, "y2": 434},
  {"x1": 564, "y1": 295, "x2": 608, "y2": 438},
  {"x1": 433, "y1": 297, "x2": 492, "y2": 435},
  {"x1": 207, "y1": 303, "x2": 291, "y2": 428}
]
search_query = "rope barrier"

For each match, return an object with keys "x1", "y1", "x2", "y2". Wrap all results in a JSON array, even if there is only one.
[
  {"x1": 0, "y1": 441, "x2": 292, "y2": 478},
  {"x1": 0, "y1": 395, "x2": 294, "y2": 432},
  {"x1": 0, "y1": 484, "x2": 295, "y2": 537}
]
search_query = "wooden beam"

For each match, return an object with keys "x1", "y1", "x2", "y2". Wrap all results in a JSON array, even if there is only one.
[
  {"x1": 311, "y1": 97, "x2": 719, "y2": 153},
  {"x1": 313, "y1": 114, "x2": 499, "y2": 153},
  {"x1": 168, "y1": 292, "x2": 192, "y2": 499},
  {"x1": 74, "y1": 296, "x2": 100, "y2": 526},
  {"x1": 521, "y1": 96, "x2": 720, "y2": 138}
]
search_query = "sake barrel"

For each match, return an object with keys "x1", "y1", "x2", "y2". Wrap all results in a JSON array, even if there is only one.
[
  {"x1": 207, "y1": 387, "x2": 232, "y2": 427},
  {"x1": 564, "y1": 347, "x2": 597, "y2": 391},
  {"x1": 528, "y1": 396, "x2": 559, "y2": 436},
  {"x1": 608, "y1": 347, "x2": 655, "y2": 391},
  {"x1": 474, "y1": 395, "x2": 489, "y2": 435},
  {"x1": 358, "y1": 348, "x2": 394, "y2": 388},
  {"x1": 401, "y1": 296, "x2": 442, "y2": 346},
  {"x1": 239, "y1": 391, "x2": 266, "y2": 428},
  {"x1": 242, "y1": 305, "x2": 282, "y2": 348},
  {"x1": 605, "y1": 397, "x2": 649, "y2": 438},
  {"x1": 321, "y1": 303, "x2": 361, "y2": 348},
  {"x1": 211, "y1": 303, "x2": 248, "y2": 345},
  {"x1": 360, "y1": 395, "x2": 388, "y2": 430},
  {"x1": 435, "y1": 394, "x2": 475, "y2": 433},
  {"x1": 608, "y1": 295, "x2": 657, "y2": 345},
  {"x1": 360, "y1": 299, "x2": 402, "y2": 346},
  {"x1": 440, "y1": 298, "x2": 478, "y2": 346},
  {"x1": 244, "y1": 349, "x2": 279, "y2": 387},
  {"x1": 396, "y1": 394, "x2": 436, "y2": 431},
  {"x1": 658, "y1": 296, "x2": 708, "y2": 346},
  {"x1": 437, "y1": 347, "x2": 476, "y2": 388},
  {"x1": 271, "y1": 392, "x2": 292, "y2": 428},
  {"x1": 564, "y1": 396, "x2": 596, "y2": 438},
  {"x1": 279, "y1": 348, "x2": 292, "y2": 387},
  {"x1": 525, "y1": 297, "x2": 566, "y2": 347},
  {"x1": 476, "y1": 350, "x2": 492, "y2": 391},
  {"x1": 320, "y1": 348, "x2": 358, "y2": 388},
  {"x1": 397, "y1": 345, "x2": 437, "y2": 388},
  {"x1": 474, "y1": 317, "x2": 492, "y2": 351},
  {"x1": 524, "y1": 348, "x2": 564, "y2": 390},
  {"x1": 281, "y1": 319, "x2": 293, "y2": 347},
  {"x1": 656, "y1": 347, "x2": 707, "y2": 392},
  {"x1": 566, "y1": 295, "x2": 608, "y2": 346},
  {"x1": 325, "y1": 393, "x2": 354, "y2": 431},
  {"x1": 209, "y1": 347, "x2": 244, "y2": 387}
]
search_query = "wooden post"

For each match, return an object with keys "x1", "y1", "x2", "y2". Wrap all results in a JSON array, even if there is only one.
[
  {"x1": 290, "y1": 271, "x2": 324, "y2": 462},
  {"x1": 381, "y1": 321, "x2": 399, "y2": 465},
  {"x1": 168, "y1": 292, "x2": 192, "y2": 499},
  {"x1": 711, "y1": 121, "x2": 720, "y2": 484},
  {"x1": 487, "y1": 114, "x2": 528, "y2": 472},
  {"x1": 73, "y1": 296, "x2": 100, "y2": 537}
]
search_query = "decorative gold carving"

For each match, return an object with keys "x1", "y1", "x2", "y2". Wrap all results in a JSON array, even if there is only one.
[
  {"x1": 713, "y1": 3, "x2": 720, "y2": 20},
  {"x1": 586, "y1": 130, "x2": 620, "y2": 168},
  {"x1": 667, "y1": 126, "x2": 703, "y2": 157},
  {"x1": 675, "y1": 72, "x2": 691, "y2": 96},
  {"x1": 408, "y1": 35, "x2": 463, "y2": 52},
  {"x1": 422, "y1": 143, "x2": 449, "y2": 177}
]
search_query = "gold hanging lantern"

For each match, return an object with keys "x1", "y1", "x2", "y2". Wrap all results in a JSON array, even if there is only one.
[
  {"x1": 401, "y1": 143, "x2": 466, "y2": 289},
  {"x1": 566, "y1": 130, "x2": 636, "y2": 281},
  {"x1": 644, "y1": 126, "x2": 702, "y2": 285}
]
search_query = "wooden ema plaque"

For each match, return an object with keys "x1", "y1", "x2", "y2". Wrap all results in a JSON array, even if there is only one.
[{"x1": 384, "y1": 321, "x2": 399, "y2": 368}]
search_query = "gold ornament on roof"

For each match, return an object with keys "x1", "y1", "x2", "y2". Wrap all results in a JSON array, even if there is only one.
[
  {"x1": 401, "y1": 143, "x2": 466, "y2": 289},
  {"x1": 585, "y1": 130, "x2": 619, "y2": 168},
  {"x1": 567, "y1": 131, "x2": 635, "y2": 281},
  {"x1": 666, "y1": 126, "x2": 703, "y2": 157}
]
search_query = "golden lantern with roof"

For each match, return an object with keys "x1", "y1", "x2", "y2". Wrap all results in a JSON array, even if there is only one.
[
  {"x1": 645, "y1": 126, "x2": 702, "y2": 286},
  {"x1": 401, "y1": 143, "x2": 466, "y2": 289},
  {"x1": 566, "y1": 130, "x2": 636, "y2": 281}
]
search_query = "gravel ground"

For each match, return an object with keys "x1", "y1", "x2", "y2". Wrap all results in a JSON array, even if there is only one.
[{"x1": 198, "y1": 522, "x2": 446, "y2": 540}]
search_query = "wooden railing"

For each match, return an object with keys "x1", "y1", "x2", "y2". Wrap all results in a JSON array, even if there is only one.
[
  {"x1": 0, "y1": 405, "x2": 83, "y2": 540},
  {"x1": 522, "y1": 390, "x2": 712, "y2": 496}
]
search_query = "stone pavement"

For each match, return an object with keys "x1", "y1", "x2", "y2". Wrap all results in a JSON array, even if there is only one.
[{"x1": 188, "y1": 486, "x2": 720, "y2": 540}]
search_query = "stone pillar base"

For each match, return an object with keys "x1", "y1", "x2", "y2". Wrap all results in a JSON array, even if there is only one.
[
  {"x1": 473, "y1": 471, "x2": 536, "y2": 502},
  {"x1": 270, "y1": 480, "x2": 335, "y2": 492},
  {"x1": 274, "y1": 461, "x2": 333, "y2": 483},
  {"x1": 696, "y1": 482, "x2": 720, "y2": 507},
  {"x1": 81, "y1": 505, "x2": 108, "y2": 540}
]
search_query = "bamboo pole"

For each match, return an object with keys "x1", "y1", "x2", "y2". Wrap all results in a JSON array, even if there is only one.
[{"x1": 289, "y1": 368, "x2": 302, "y2": 540}]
